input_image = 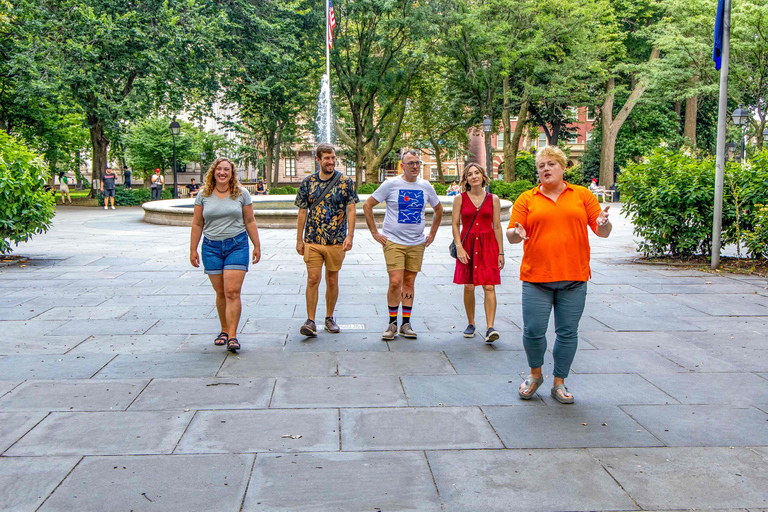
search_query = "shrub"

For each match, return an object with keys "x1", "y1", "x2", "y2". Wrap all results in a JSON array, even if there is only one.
[
  {"x1": 514, "y1": 151, "x2": 536, "y2": 183},
  {"x1": 357, "y1": 183, "x2": 379, "y2": 194},
  {"x1": 268, "y1": 185, "x2": 298, "y2": 195},
  {"x1": 432, "y1": 183, "x2": 447, "y2": 196},
  {"x1": 563, "y1": 164, "x2": 587, "y2": 187},
  {"x1": 0, "y1": 132, "x2": 56, "y2": 254},
  {"x1": 97, "y1": 186, "x2": 171, "y2": 205},
  {"x1": 490, "y1": 179, "x2": 534, "y2": 203},
  {"x1": 743, "y1": 204, "x2": 768, "y2": 259},
  {"x1": 619, "y1": 147, "x2": 768, "y2": 257}
]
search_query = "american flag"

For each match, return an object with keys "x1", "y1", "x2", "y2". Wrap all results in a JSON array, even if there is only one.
[{"x1": 328, "y1": 0, "x2": 337, "y2": 48}]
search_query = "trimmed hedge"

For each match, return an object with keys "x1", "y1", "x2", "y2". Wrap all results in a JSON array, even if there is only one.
[
  {"x1": 432, "y1": 183, "x2": 447, "y2": 196},
  {"x1": 619, "y1": 147, "x2": 768, "y2": 258},
  {"x1": 489, "y1": 179, "x2": 534, "y2": 203},
  {"x1": 268, "y1": 185, "x2": 299, "y2": 195},
  {"x1": 98, "y1": 186, "x2": 171, "y2": 206},
  {"x1": 357, "y1": 183, "x2": 379, "y2": 194},
  {"x1": 0, "y1": 132, "x2": 55, "y2": 254}
]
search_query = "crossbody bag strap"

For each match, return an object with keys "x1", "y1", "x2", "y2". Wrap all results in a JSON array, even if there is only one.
[
  {"x1": 460, "y1": 193, "x2": 489, "y2": 245},
  {"x1": 304, "y1": 171, "x2": 343, "y2": 231}
]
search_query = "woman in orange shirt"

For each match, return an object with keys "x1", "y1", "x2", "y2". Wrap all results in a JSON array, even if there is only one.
[{"x1": 506, "y1": 146, "x2": 611, "y2": 403}]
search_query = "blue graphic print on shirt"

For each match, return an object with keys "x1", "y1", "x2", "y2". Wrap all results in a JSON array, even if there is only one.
[{"x1": 398, "y1": 190, "x2": 424, "y2": 224}]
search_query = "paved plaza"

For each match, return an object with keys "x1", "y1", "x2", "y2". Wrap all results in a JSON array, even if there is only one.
[{"x1": 1, "y1": 205, "x2": 767, "y2": 511}]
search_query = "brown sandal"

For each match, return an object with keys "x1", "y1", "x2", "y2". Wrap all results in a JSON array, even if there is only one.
[
  {"x1": 214, "y1": 332, "x2": 228, "y2": 346},
  {"x1": 226, "y1": 338, "x2": 240, "y2": 352}
]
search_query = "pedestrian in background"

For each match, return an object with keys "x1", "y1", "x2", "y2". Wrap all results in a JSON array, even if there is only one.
[
  {"x1": 59, "y1": 174, "x2": 72, "y2": 205},
  {"x1": 190, "y1": 157, "x2": 261, "y2": 352},
  {"x1": 102, "y1": 166, "x2": 116, "y2": 210},
  {"x1": 507, "y1": 145, "x2": 611, "y2": 404},
  {"x1": 151, "y1": 168, "x2": 164, "y2": 201},
  {"x1": 452, "y1": 163, "x2": 504, "y2": 342}
]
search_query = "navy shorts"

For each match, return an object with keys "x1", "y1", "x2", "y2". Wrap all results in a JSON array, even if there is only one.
[
  {"x1": 103, "y1": 188, "x2": 115, "y2": 198},
  {"x1": 201, "y1": 231, "x2": 249, "y2": 275}
]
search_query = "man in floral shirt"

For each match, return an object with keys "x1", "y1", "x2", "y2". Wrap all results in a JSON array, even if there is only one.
[{"x1": 295, "y1": 143, "x2": 359, "y2": 337}]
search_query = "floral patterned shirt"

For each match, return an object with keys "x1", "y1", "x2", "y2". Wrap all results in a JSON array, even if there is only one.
[{"x1": 295, "y1": 171, "x2": 359, "y2": 245}]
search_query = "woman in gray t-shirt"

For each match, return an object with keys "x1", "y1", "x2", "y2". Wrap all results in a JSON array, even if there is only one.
[{"x1": 190, "y1": 157, "x2": 261, "y2": 352}]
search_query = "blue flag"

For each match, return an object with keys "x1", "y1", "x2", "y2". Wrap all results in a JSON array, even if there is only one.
[{"x1": 713, "y1": 0, "x2": 725, "y2": 70}]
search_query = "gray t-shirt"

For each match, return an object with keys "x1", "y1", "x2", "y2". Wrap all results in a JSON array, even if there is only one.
[
  {"x1": 102, "y1": 172, "x2": 116, "y2": 190},
  {"x1": 371, "y1": 176, "x2": 440, "y2": 246},
  {"x1": 194, "y1": 188, "x2": 253, "y2": 240}
]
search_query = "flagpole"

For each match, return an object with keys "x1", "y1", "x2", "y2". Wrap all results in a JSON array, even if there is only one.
[
  {"x1": 712, "y1": 0, "x2": 731, "y2": 269},
  {"x1": 325, "y1": 0, "x2": 331, "y2": 143}
]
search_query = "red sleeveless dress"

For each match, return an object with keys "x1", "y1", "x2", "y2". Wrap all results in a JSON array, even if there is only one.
[{"x1": 453, "y1": 192, "x2": 501, "y2": 286}]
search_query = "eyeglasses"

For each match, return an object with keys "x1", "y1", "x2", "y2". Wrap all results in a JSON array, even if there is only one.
[{"x1": 404, "y1": 161, "x2": 422, "y2": 167}]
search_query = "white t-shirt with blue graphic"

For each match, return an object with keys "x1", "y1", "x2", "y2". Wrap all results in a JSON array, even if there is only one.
[{"x1": 371, "y1": 176, "x2": 440, "y2": 246}]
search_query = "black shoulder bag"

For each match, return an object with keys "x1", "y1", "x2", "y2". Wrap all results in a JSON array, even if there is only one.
[{"x1": 449, "y1": 193, "x2": 488, "y2": 259}]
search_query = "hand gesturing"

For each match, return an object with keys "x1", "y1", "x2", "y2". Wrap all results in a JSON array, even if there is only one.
[{"x1": 597, "y1": 206, "x2": 610, "y2": 226}]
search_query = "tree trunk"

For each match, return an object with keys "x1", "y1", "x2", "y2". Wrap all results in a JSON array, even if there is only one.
[
  {"x1": 75, "y1": 151, "x2": 83, "y2": 189},
  {"x1": 264, "y1": 130, "x2": 275, "y2": 189},
  {"x1": 430, "y1": 138, "x2": 445, "y2": 184},
  {"x1": 599, "y1": 48, "x2": 660, "y2": 187},
  {"x1": 88, "y1": 116, "x2": 110, "y2": 198},
  {"x1": 674, "y1": 100, "x2": 682, "y2": 119},
  {"x1": 522, "y1": 125, "x2": 532, "y2": 152},
  {"x1": 506, "y1": 97, "x2": 530, "y2": 183},
  {"x1": 683, "y1": 94, "x2": 697, "y2": 147},
  {"x1": 549, "y1": 120, "x2": 562, "y2": 146},
  {"x1": 757, "y1": 120, "x2": 766, "y2": 151},
  {"x1": 272, "y1": 125, "x2": 283, "y2": 187}
]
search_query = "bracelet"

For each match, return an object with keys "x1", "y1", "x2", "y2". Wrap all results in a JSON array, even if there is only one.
[{"x1": 499, "y1": 253, "x2": 504, "y2": 255}]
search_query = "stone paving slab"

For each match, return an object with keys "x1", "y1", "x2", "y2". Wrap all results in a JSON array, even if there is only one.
[
  {"x1": 622, "y1": 405, "x2": 768, "y2": 446},
  {"x1": 640, "y1": 372, "x2": 768, "y2": 405},
  {"x1": 35, "y1": 306, "x2": 134, "y2": 320},
  {"x1": 0, "y1": 379, "x2": 148, "y2": 412},
  {"x1": 271, "y1": 376, "x2": 407, "y2": 408},
  {"x1": 0, "y1": 456, "x2": 80, "y2": 512},
  {"x1": 702, "y1": 348, "x2": 768, "y2": 372},
  {"x1": 0, "y1": 354, "x2": 114, "y2": 379},
  {"x1": 5, "y1": 411, "x2": 194, "y2": 456},
  {"x1": 38, "y1": 454, "x2": 254, "y2": 512},
  {"x1": 569, "y1": 349, "x2": 686, "y2": 373},
  {"x1": 143, "y1": 317, "x2": 223, "y2": 335},
  {"x1": 218, "y1": 351, "x2": 336, "y2": 377},
  {"x1": 0, "y1": 335, "x2": 89, "y2": 355},
  {"x1": 427, "y1": 449, "x2": 638, "y2": 512},
  {"x1": 0, "y1": 412, "x2": 47, "y2": 453},
  {"x1": 671, "y1": 330, "x2": 768, "y2": 350},
  {"x1": 241, "y1": 452, "x2": 442, "y2": 512},
  {"x1": 483, "y1": 404, "x2": 661, "y2": 448},
  {"x1": 337, "y1": 351, "x2": 456, "y2": 376},
  {"x1": 67, "y1": 334, "x2": 189, "y2": 354},
  {"x1": 651, "y1": 346, "x2": 740, "y2": 372},
  {"x1": 444, "y1": 349, "x2": 552, "y2": 375},
  {"x1": 591, "y1": 447, "x2": 768, "y2": 510},
  {"x1": 0, "y1": 320, "x2": 68, "y2": 338},
  {"x1": 402, "y1": 375, "x2": 537, "y2": 406},
  {"x1": 284, "y1": 332, "x2": 390, "y2": 352},
  {"x1": 94, "y1": 353, "x2": 227, "y2": 379},
  {"x1": 0, "y1": 306, "x2": 52, "y2": 321},
  {"x1": 341, "y1": 407, "x2": 503, "y2": 451},
  {"x1": 175, "y1": 409, "x2": 339, "y2": 453},
  {"x1": 587, "y1": 312, "x2": 702, "y2": 331},
  {"x1": 128, "y1": 377, "x2": 274, "y2": 410},
  {"x1": 178, "y1": 333, "x2": 287, "y2": 352},
  {"x1": 0, "y1": 380, "x2": 20, "y2": 397}
]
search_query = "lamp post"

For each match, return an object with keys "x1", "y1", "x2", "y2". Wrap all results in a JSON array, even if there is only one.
[
  {"x1": 727, "y1": 142, "x2": 737, "y2": 162},
  {"x1": 200, "y1": 152, "x2": 206, "y2": 182},
  {"x1": 482, "y1": 115, "x2": 492, "y2": 178},
  {"x1": 169, "y1": 119, "x2": 181, "y2": 198},
  {"x1": 732, "y1": 106, "x2": 749, "y2": 162}
]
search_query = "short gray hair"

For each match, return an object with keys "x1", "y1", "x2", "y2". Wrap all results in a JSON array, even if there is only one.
[{"x1": 400, "y1": 149, "x2": 419, "y2": 162}]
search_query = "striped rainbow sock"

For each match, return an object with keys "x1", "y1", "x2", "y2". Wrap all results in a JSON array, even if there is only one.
[
  {"x1": 388, "y1": 305, "x2": 399, "y2": 324},
  {"x1": 402, "y1": 306, "x2": 412, "y2": 325}
]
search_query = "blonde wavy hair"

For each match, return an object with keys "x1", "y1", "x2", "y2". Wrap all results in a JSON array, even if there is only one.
[
  {"x1": 535, "y1": 145, "x2": 568, "y2": 170},
  {"x1": 202, "y1": 157, "x2": 242, "y2": 199},
  {"x1": 459, "y1": 163, "x2": 490, "y2": 192}
]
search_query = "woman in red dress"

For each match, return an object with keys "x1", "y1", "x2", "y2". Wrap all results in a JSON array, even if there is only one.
[{"x1": 452, "y1": 163, "x2": 505, "y2": 342}]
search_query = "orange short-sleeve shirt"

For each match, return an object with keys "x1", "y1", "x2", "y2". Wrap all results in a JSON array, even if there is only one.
[{"x1": 508, "y1": 183, "x2": 602, "y2": 283}]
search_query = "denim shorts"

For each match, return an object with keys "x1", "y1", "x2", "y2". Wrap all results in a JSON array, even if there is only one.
[{"x1": 201, "y1": 231, "x2": 249, "y2": 274}]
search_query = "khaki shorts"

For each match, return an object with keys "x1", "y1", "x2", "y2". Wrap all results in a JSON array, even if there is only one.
[
  {"x1": 383, "y1": 241, "x2": 426, "y2": 272},
  {"x1": 303, "y1": 243, "x2": 346, "y2": 271}
]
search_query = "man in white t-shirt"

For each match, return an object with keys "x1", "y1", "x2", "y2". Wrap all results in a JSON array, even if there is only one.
[{"x1": 363, "y1": 149, "x2": 443, "y2": 340}]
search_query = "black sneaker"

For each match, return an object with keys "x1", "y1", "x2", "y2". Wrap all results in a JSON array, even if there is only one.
[
  {"x1": 485, "y1": 327, "x2": 499, "y2": 343},
  {"x1": 463, "y1": 324, "x2": 476, "y2": 338},
  {"x1": 300, "y1": 319, "x2": 317, "y2": 337}
]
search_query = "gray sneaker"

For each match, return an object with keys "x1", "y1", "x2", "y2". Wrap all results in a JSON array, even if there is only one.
[
  {"x1": 324, "y1": 317, "x2": 340, "y2": 334},
  {"x1": 463, "y1": 324, "x2": 476, "y2": 338},
  {"x1": 399, "y1": 322, "x2": 417, "y2": 339},
  {"x1": 299, "y1": 319, "x2": 317, "y2": 337},
  {"x1": 382, "y1": 322, "x2": 397, "y2": 341}
]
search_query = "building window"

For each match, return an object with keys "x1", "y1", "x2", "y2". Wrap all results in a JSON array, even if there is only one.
[
  {"x1": 497, "y1": 132, "x2": 504, "y2": 148},
  {"x1": 587, "y1": 131, "x2": 594, "y2": 143},
  {"x1": 538, "y1": 133, "x2": 548, "y2": 149},
  {"x1": 568, "y1": 106, "x2": 579, "y2": 119},
  {"x1": 587, "y1": 108, "x2": 597, "y2": 121},
  {"x1": 345, "y1": 161, "x2": 356, "y2": 177},
  {"x1": 285, "y1": 157, "x2": 296, "y2": 177}
]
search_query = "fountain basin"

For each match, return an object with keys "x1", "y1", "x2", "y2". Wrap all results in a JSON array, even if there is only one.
[{"x1": 142, "y1": 194, "x2": 512, "y2": 228}]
